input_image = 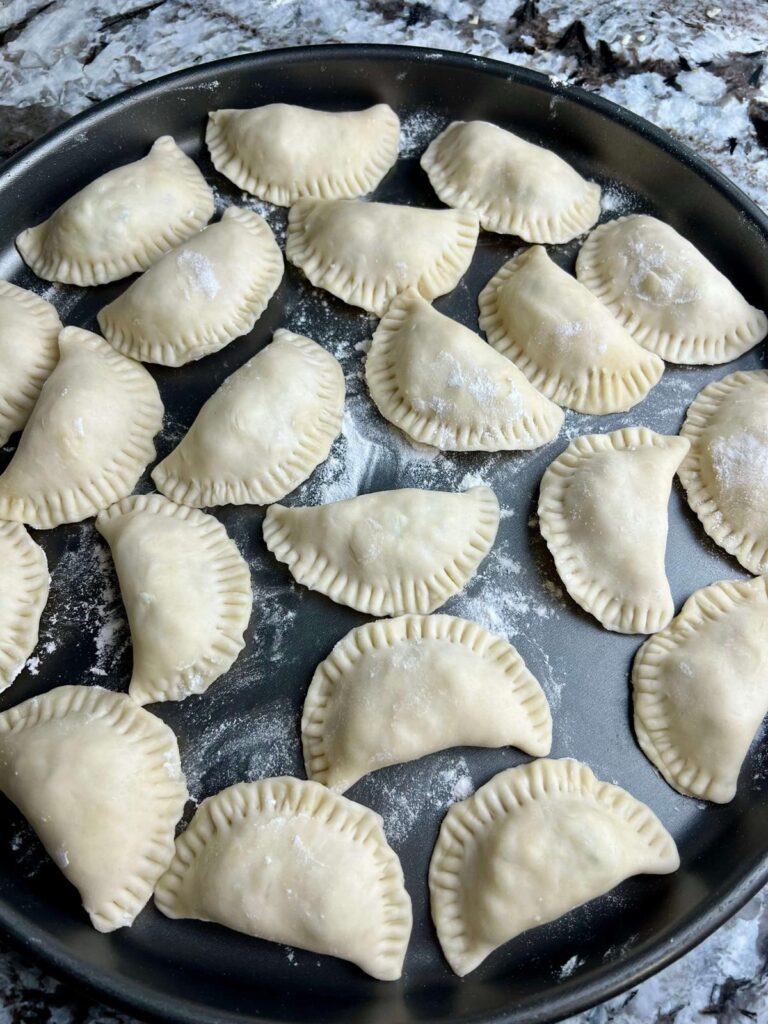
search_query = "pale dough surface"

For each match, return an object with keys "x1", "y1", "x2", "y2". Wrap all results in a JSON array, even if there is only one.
[{"x1": 0, "y1": 522, "x2": 49, "y2": 693}]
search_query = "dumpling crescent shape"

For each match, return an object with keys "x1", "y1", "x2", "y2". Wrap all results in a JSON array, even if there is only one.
[
  {"x1": 0, "y1": 281, "x2": 61, "y2": 446},
  {"x1": 207, "y1": 103, "x2": 400, "y2": 205},
  {"x1": 478, "y1": 246, "x2": 664, "y2": 414},
  {"x1": 97, "y1": 207, "x2": 284, "y2": 367},
  {"x1": 0, "y1": 522, "x2": 49, "y2": 693},
  {"x1": 429, "y1": 758, "x2": 679, "y2": 976},
  {"x1": 263, "y1": 485, "x2": 500, "y2": 616},
  {"x1": 286, "y1": 198, "x2": 479, "y2": 316},
  {"x1": 302, "y1": 614, "x2": 552, "y2": 792},
  {"x1": 575, "y1": 215, "x2": 768, "y2": 364},
  {"x1": 152, "y1": 329, "x2": 344, "y2": 507},
  {"x1": 538, "y1": 428, "x2": 690, "y2": 633},
  {"x1": 420, "y1": 120, "x2": 601, "y2": 243},
  {"x1": 154, "y1": 777, "x2": 412, "y2": 980},
  {"x1": 0, "y1": 685, "x2": 187, "y2": 931},
  {"x1": 678, "y1": 370, "x2": 768, "y2": 575},
  {"x1": 365, "y1": 288, "x2": 563, "y2": 451},
  {"x1": 0, "y1": 327, "x2": 163, "y2": 529},
  {"x1": 633, "y1": 575, "x2": 768, "y2": 803},
  {"x1": 16, "y1": 136, "x2": 214, "y2": 286},
  {"x1": 96, "y1": 494, "x2": 252, "y2": 705}
]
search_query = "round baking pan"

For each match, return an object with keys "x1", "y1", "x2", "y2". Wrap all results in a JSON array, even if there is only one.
[{"x1": 0, "y1": 43, "x2": 766, "y2": 1024}]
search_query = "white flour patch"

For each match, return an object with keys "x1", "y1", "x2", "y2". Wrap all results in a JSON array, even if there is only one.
[
  {"x1": 177, "y1": 249, "x2": 220, "y2": 299},
  {"x1": 398, "y1": 108, "x2": 448, "y2": 157}
]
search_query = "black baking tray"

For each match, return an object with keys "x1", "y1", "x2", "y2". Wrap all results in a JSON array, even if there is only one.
[{"x1": 0, "y1": 43, "x2": 766, "y2": 1024}]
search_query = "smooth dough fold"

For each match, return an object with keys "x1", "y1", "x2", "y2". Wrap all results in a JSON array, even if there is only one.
[
  {"x1": 154, "y1": 777, "x2": 412, "y2": 980},
  {"x1": 16, "y1": 136, "x2": 213, "y2": 286},
  {"x1": 207, "y1": 103, "x2": 400, "y2": 205},
  {"x1": 96, "y1": 494, "x2": 252, "y2": 705},
  {"x1": 302, "y1": 614, "x2": 552, "y2": 792},
  {"x1": 538, "y1": 428, "x2": 689, "y2": 633},
  {"x1": 478, "y1": 246, "x2": 664, "y2": 414},
  {"x1": 152, "y1": 329, "x2": 344, "y2": 507},
  {"x1": 97, "y1": 206, "x2": 283, "y2": 366},
  {"x1": 0, "y1": 327, "x2": 163, "y2": 529},
  {"x1": 421, "y1": 120, "x2": 601, "y2": 243},
  {"x1": 575, "y1": 215, "x2": 767, "y2": 364},
  {"x1": 678, "y1": 370, "x2": 768, "y2": 575},
  {"x1": 633, "y1": 575, "x2": 768, "y2": 803},
  {"x1": 0, "y1": 685, "x2": 187, "y2": 931},
  {"x1": 365, "y1": 288, "x2": 563, "y2": 450},
  {"x1": 263, "y1": 485, "x2": 499, "y2": 616},
  {"x1": 0, "y1": 522, "x2": 49, "y2": 693},
  {"x1": 0, "y1": 281, "x2": 62, "y2": 446},
  {"x1": 286, "y1": 198, "x2": 479, "y2": 315},
  {"x1": 429, "y1": 758, "x2": 679, "y2": 976}
]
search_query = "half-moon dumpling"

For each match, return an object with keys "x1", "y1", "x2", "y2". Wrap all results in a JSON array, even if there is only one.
[
  {"x1": 16, "y1": 136, "x2": 214, "y2": 286},
  {"x1": 0, "y1": 522, "x2": 49, "y2": 693},
  {"x1": 365, "y1": 288, "x2": 563, "y2": 450},
  {"x1": 154, "y1": 777, "x2": 412, "y2": 980},
  {"x1": 286, "y1": 198, "x2": 479, "y2": 316},
  {"x1": 478, "y1": 247, "x2": 664, "y2": 414},
  {"x1": 97, "y1": 207, "x2": 283, "y2": 366},
  {"x1": 678, "y1": 370, "x2": 768, "y2": 575},
  {"x1": 576, "y1": 215, "x2": 768, "y2": 364},
  {"x1": 429, "y1": 758, "x2": 679, "y2": 976},
  {"x1": 96, "y1": 494, "x2": 252, "y2": 705},
  {"x1": 152, "y1": 329, "x2": 344, "y2": 507},
  {"x1": 207, "y1": 103, "x2": 400, "y2": 205},
  {"x1": 303, "y1": 614, "x2": 551, "y2": 792},
  {"x1": 0, "y1": 685, "x2": 187, "y2": 931},
  {"x1": 420, "y1": 120, "x2": 601, "y2": 243},
  {"x1": 263, "y1": 485, "x2": 499, "y2": 616},
  {"x1": 633, "y1": 576, "x2": 768, "y2": 803},
  {"x1": 0, "y1": 327, "x2": 163, "y2": 529},
  {"x1": 538, "y1": 428, "x2": 689, "y2": 633},
  {"x1": 0, "y1": 281, "x2": 61, "y2": 446}
]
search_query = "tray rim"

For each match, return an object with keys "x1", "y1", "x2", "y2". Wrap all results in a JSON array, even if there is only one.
[{"x1": 0, "y1": 40, "x2": 766, "y2": 1024}]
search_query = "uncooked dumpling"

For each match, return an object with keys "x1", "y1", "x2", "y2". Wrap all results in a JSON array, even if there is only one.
[
  {"x1": 286, "y1": 198, "x2": 479, "y2": 315},
  {"x1": 263, "y1": 485, "x2": 499, "y2": 616},
  {"x1": 0, "y1": 281, "x2": 61, "y2": 446},
  {"x1": 421, "y1": 120, "x2": 601, "y2": 243},
  {"x1": 429, "y1": 758, "x2": 679, "y2": 976},
  {"x1": 152, "y1": 329, "x2": 344, "y2": 507},
  {"x1": 303, "y1": 614, "x2": 551, "y2": 792},
  {"x1": 96, "y1": 494, "x2": 252, "y2": 705},
  {"x1": 97, "y1": 206, "x2": 283, "y2": 366},
  {"x1": 154, "y1": 777, "x2": 412, "y2": 980},
  {"x1": 634, "y1": 575, "x2": 768, "y2": 803},
  {"x1": 365, "y1": 288, "x2": 563, "y2": 450},
  {"x1": 207, "y1": 103, "x2": 400, "y2": 205},
  {"x1": 478, "y1": 246, "x2": 664, "y2": 414},
  {"x1": 0, "y1": 685, "x2": 187, "y2": 931},
  {"x1": 0, "y1": 327, "x2": 163, "y2": 529},
  {"x1": 576, "y1": 215, "x2": 767, "y2": 364},
  {"x1": 538, "y1": 428, "x2": 689, "y2": 633},
  {"x1": 16, "y1": 136, "x2": 213, "y2": 285},
  {"x1": 678, "y1": 370, "x2": 768, "y2": 575},
  {"x1": 0, "y1": 521, "x2": 49, "y2": 693}
]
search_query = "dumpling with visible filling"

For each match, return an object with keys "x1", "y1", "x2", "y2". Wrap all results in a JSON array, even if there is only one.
[
  {"x1": 575, "y1": 215, "x2": 767, "y2": 364},
  {"x1": 286, "y1": 198, "x2": 479, "y2": 315},
  {"x1": 97, "y1": 207, "x2": 283, "y2": 366},
  {"x1": 365, "y1": 288, "x2": 563, "y2": 450},
  {"x1": 0, "y1": 282, "x2": 61, "y2": 446},
  {"x1": 538, "y1": 428, "x2": 689, "y2": 633},
  {"x1": 478, "y1": 246, "x2": 664, "y2": 414},
  {"x1": 421, "y1": 120, "x2": 601, "y2": 243},
  {"x1": 0, "y1": 327, "x2": 163, "y2": 529},
  {"x1": 263, "y1": 485, "x2": 499, "y2": 616},
  {"x1": 155, "y1": 777, "x2": 412, "y2": 980},
  {"x1": 152, "y1": 329, "x2": 344, "y2": 507},
  {"x1": 207, "y1": 103, "x2": 400, "y2": 205},
  {"x1": 16, "y1": 136, "x2": 213, "y2": 285}
]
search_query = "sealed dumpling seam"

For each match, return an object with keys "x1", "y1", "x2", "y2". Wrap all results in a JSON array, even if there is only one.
[{"x1": 0, "y1": 521, "x2": 49, "y2": 692}]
